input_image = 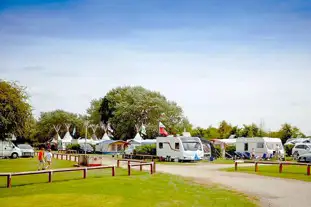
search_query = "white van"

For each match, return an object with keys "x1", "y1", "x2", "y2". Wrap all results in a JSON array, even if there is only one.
[
  {"x1": 235, "y1": 137, "x2": 285, "y2": 158},
  {"x1": 0, "y1": 140, "x2": 22, "y2": 159},
  {"x1": 156, "y1": 136, "x2": 204, "y2": 162}
]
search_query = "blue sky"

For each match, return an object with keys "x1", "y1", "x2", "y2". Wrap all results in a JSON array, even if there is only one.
[{"x1": 1, "y1": 0, "x2": 311, "y2": 135}]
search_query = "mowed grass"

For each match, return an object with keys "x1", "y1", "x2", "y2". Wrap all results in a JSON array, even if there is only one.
[
  {"x1": 224, "y1": 164, "x2": 311, "y2": 182},
  {"x1": 0, "y1": 158, "x2": 257, "y2": 207}
]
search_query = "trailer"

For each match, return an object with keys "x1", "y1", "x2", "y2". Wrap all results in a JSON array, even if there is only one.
[
  {"x1": 156, "y1": 136, "x2": 204, "y2": 162},
  {"x1": 235, "y1": 137, "x2": 285, "y2": 159}
]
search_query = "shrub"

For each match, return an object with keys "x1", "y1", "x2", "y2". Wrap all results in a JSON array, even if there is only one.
[
  {"x1": 285, "y1": 145, "x2": 294, "y2": 156},
  {"x1": 134, "y1": 144, "x2": 156, "y2": 155},
  {"x1": 66, "y1": 143, "x2": 80, "y2": 151}
]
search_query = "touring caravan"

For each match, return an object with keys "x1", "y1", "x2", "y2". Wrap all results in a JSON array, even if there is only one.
[
  {"x1": 156, "y1": 136, "x2": 204, "y2": 162},
  {"x1": 235, "y1": 137, "x2": 285, "y2": 158}
]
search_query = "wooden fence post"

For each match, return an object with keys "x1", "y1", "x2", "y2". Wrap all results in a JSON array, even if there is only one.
[
  {"x1": 235, "y1": 162, "x2": 238, "y2": 171},
  {"x1": 140, "y1": 161, "x2": 143, "y2": 171},
  {"x1": 255, "y1": 162, "x2": 258, "y2": 172},
  {"x1": 307, "y1": 165, "x2": 310, "y2": 176},
  {"x1": 48, "y1": 171, "x2": 53, "y2": 183},
  {"x1": 117, "y1": 160, "x2": 120, "y2": 168},
  {"x1": 69, "y1": 155, "x2": 71, "y2": 161},
  {"x1": 128, "y1": 164, "x2": 131, "y2": 176},
  {"x1": 7, "y1": 174, "x2": 12, "y2": 188},
  {"x1": 83, "y1": 168, "x2": 87, "y2": 179},
  {"x1": 279, "y1": 163, "x2": 283, "y2": 173},
  {"x1": 128, "y1": 160, "x2": 130, "y2": 166},
  {"x1": 150, "y1": 163, "x2": 153, "y2": 174},
  {"x1": 153, "y1": 161, "x2": 156, "y2": 173},
  {"x1": 66, "y1": 154, "x2": 68, "y2": 160},
  {"x1": 112, "y1": 166, "x2": 116, "y2": 177}
]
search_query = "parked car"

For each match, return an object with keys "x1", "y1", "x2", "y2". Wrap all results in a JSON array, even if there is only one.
[
  {"x1": 292, "y1": 143, "x2": 311, "y2": 159},
  {"x1": 79, "y1": 143, "x2": 94, "y2": 154},
  {"x1": 298, "y1": 153, "x2": 311, "y2": 163},
  {"x1": 17, "y1": 144, "x2": 35, "y2": 157},
  {"x1": 0, "y1": 140, "x2": 22, "y2": 159}
]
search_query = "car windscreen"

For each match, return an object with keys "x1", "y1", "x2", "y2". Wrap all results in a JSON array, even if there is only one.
[
  {"x1": 17, "y1": 144, "x2": 33, "y2": 149},
  {"x1": 182, "y1": 142, "x2": 202, "y2": 151}
]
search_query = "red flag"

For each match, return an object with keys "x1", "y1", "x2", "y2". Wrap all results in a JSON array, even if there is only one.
[{"x1": 159, "y1": 122, "x2": 168, "y2": 136}]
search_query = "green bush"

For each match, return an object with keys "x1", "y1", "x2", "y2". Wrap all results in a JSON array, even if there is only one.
[
  {"x1": 134, "y1": 144, "x2": 156, "y2": 155},
  {"x1": 285, "y1": 145, "x2": 294, "y2": 156},
  {"x1": 66, "y1": 143, "x2": 80, "y2": 151}
]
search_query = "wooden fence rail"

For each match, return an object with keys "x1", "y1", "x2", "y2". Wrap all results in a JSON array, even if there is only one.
[
  {"x1": 0, "y1": 165, "x2": 116, "y2": 188},
  {"x1": 234, "y1": 161, "x2": 311, "y2": 175},
  {"x1": 127, "y1": 162, "x2": 154, "y2": 176}
]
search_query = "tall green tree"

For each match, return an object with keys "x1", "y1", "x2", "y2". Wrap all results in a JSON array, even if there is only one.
[
  {"x1": 99, "y1": 86, "x2": 189, "y2": 139},
  {"x1": 34, "y1": 110, "x2": 85, "y2": 143},
  {"x1": 218, "y1": 120, "x2": 233, "y2": 138},
  {"x1": 86, "y1": 99, "x2": 102, "y2": 124},
  {"x1": 0, "y1": 80, "x2": 32, "y2": 140},
  {"x1": 278, "y1": 123, "x2": 305, "y2": 143}
]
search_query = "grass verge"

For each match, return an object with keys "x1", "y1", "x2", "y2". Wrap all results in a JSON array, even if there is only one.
[
  {"x1": 0, "y1": 158, "x2": 257, "y2": 207},
  {"x1": 224, "y1": 164, "x2": 311, "y2": 182}
]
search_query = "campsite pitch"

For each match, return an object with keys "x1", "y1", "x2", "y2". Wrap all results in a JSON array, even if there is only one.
[{"x1": 0, "y1": 158, "x2": 257, "y2": 207}]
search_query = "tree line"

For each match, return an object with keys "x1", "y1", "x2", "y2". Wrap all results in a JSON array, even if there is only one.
[{"x1": 0, "y1": 80, "x2": 308, "y2": 144}]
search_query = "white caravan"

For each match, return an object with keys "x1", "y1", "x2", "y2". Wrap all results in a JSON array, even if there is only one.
[
  {"x1": 0, "y1": 140, "x2": 22, "y2": 159},
  {"x1": 235, "y1": 137, "x2": 285, "y2": 158},
  {"x1": 156, "y1": 136, "x2": 204, "y2": 161}
]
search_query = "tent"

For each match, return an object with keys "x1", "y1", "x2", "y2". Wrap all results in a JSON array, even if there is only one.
[
  {"x1": 62, "y1": 131, "x2": 73, "y2": 149},
  {"x1": 95, "y1": 140, "x2": 127, "y2": 154},
  {"x1": 101, "y1": 133, "x2": 111, "y2": 141},
  {"x1": 133, "y1": 132, "x2": 143, "y2": 143}
]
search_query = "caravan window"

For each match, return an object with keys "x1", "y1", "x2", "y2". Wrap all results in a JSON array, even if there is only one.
[
  {"x1": 257, "y1": 143, "x2": 264, "y2": 148},
  {"x1": 159, "y1": 143, "x2": 163, "y2": 149},
  {"x1": 175, "y1": 143, "x2": 180, "y2": 150},
  {"x1": 244, "y1": 143, "x2": 248, "y2": 151},
  {"x1": 182, "y1": 142, "x2": 202, "y2": 151}
]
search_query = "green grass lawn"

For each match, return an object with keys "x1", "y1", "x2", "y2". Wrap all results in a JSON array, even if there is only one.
[
  {"x1": 0, "y1": 158, "x2": 257, "y2": 207},
  {"x1": 224, "y1": 164, "x2": 311, "y2": 182}
]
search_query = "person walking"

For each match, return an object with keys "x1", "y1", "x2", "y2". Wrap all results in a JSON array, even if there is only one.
[
  {"x1": 45, "y1": 149, "x2": 52, "y2": 169},
  {"x1": 37, "y1": 147, "x2": 45, "y2": 171}
]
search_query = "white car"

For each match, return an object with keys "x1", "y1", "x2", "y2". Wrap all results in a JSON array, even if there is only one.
[
  {"x1": 292, "y1": 143, "x2": 311, "y2": 159},
  {"x1": 17, "y1": 144, "x2": 35, "y2": 157}
]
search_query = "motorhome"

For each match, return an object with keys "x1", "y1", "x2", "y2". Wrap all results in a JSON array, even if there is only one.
[
  {"x1": 235, "y1": 137, "x2": 285, "y2": 158},
  {"x1": 0, "y1": 140, "x2": 22, "y2": 159},
  {"x1": 156, "y1": 136, "x2": 204, "y2": 162}
]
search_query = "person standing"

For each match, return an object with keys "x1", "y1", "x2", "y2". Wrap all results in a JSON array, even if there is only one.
[
  {"x1": 45, "y1": 149, "x2": 52, "y2": 169},
  {"x1": 37, "y1": 147, "x2": 45, "y2": 171},
  {"x1": 251, "y1": 148, "x2": 256, "y2": 159}
]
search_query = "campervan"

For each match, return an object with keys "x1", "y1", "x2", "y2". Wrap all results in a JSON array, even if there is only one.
[
  {"x1": 235, "y1": 137, "x2": 285, "y2": 158},
  {"x1": 156, "y1": 136, "x2": 204, "y2": 162},
  {"x1": 0, "y1": 140, "x2": 22, "y2": 159}
]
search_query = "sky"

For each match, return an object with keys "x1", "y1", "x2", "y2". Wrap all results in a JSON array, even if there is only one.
[{"x1": 1, "y1": 0, "x2": 311, "y2": 135}]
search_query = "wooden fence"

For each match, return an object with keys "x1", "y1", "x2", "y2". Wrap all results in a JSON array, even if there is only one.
[
  {"x1": 0, "y1": 165, "x2": 115, "y2": 188},
  {"x1": 234, "y1": 160, "x2": 311, "y2": 175},
  {"x1": 117, "y1": 159, "x2": 156, "y2": 176}
]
